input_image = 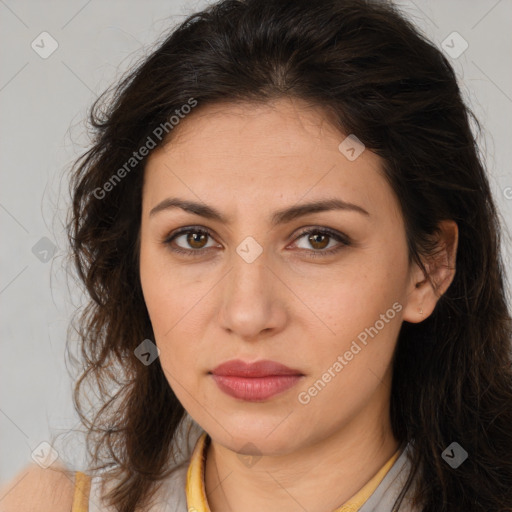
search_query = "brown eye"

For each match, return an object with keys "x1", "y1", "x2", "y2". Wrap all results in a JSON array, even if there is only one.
[
  {"x1": 185, "y1": 232, "x2": 209, "y2": 249},
  {"x1": 163, "y1": 226, "x2": 350, "y2": 259},
  {"x1": 163, "y1": 227, "x2": 218, "y2": 256},
  {"x1": 307, "y1": 232, "x2": 330, "y2": 250},
  {"x1": 292, "y1": 227, "x2": 350, "y2": 257}
]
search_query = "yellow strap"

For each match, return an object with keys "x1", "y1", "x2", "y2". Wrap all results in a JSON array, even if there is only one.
[
  {"x1": 186, "y1": 432, "x2": 401, "y2": 512},
  {"x1": 186, "y1": 433, "x2": 210, "y2": 511},
  {"x1": 71, "y1": 471, "x2": 91, "y2": 512},
  {"x1": 333, "y1": 448, "x2": 401, "y2": 511}
]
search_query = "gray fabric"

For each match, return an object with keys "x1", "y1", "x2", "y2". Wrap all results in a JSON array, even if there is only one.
[
  {"x1": 358, "y1": 443, "x2": 421, "y2": 512},
  {"x1": 88, "y1": 461, "x2": 189, "y2": 512},
  {"x1": 148, "y1": 462, "x2": 189, "y2": 512},
  {"x1": 88, "y1": 442, "x2": 421, "y2": 511}
]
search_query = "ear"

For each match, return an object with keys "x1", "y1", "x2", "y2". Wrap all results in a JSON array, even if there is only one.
[{"x1": 402, "y1": 220, "x2": 458, "y2": 323}]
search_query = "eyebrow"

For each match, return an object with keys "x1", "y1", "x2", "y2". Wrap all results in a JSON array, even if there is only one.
[{"x1": 149, "y1": 197, "x2": 370, "y2": 225}]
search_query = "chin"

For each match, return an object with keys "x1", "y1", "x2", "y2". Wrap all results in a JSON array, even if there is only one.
[{"x1": 205, "y1": 419, "x2": 305, "y2": 456}]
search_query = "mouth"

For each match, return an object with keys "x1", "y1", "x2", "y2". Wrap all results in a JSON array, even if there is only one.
[{"x1": 209, "y1": 359, "x2": 305, "y2": 402}]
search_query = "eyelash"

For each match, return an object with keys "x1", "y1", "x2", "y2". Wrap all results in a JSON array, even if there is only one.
[{"x1": 162, "y1": 226, "x2": 351, "y2": 259}]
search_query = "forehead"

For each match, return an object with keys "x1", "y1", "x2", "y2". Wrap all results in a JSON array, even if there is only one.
[
  {"x1": 154, "y1": 98, "x2": 351, "y2": 162},
  {"x1": 142, "y1": 98, "x2": 400, "y2": 223}
]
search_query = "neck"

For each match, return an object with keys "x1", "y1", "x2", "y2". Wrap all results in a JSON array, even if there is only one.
[{"x1": 204, "y1": 384, "x2": 399, "y2": 512}]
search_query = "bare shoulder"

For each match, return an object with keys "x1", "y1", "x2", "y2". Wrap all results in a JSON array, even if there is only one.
[{"x1": 0, "y1": 461, "x2": 76, "y2": 512}]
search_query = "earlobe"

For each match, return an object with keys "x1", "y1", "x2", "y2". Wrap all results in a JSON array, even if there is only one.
[
  {"x1": 402, "y1": 271, "x2": 434, "y2": 324},
  {"x1": 402, "y1": 220, "x2": 458, "y2": 324}
]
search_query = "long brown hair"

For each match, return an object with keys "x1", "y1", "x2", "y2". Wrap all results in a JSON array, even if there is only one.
[{"x1": 66, "y1": 0, "x2": 512, "y2": 510}]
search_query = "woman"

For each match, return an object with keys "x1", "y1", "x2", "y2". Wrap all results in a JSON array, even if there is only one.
[{"x1": 3, "y1": 0, "x2": 511, "y2": 510}]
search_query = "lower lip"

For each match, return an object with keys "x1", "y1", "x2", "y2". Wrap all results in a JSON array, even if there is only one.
[{"x1": 210, "y1": 374, "x2": 303, "y2": 401}]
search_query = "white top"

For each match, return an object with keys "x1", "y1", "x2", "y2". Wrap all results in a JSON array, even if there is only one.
[
  {"x1": 87, "y1": 421, "x2": 421, "y2": 512},
  {"x1": 88, "y1": 461, "x2": 190, "y2": 511}
]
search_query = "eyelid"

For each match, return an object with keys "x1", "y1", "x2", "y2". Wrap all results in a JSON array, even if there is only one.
[
  {"x1": 162, "y1": 226, "x2": 219, "y2": 253},
  {"x1": 162, "y1": 225, "x2": 351, "y2": 257},
  {"x1": 292, "y1": 226, "x2": 350, "y2": 247}
]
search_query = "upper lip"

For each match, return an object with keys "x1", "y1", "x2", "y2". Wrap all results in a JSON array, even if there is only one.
[{"x1": 210, "y1": 359, "x2": 304, "y2": 377}]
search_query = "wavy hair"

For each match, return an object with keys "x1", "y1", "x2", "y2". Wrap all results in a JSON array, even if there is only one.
[{"x1": 66, "y1": 0, "x2": 512, "y2": 510}]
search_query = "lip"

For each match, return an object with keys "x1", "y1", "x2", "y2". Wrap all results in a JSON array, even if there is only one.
[
  {"x1": 210, "y1": 359, "x2": 303, "y2": 377},
  {"x1": 209, "y1": 359, "x2": 304, "y2": 402}
]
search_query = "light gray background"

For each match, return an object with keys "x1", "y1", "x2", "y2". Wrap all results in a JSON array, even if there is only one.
[{"x1": 1, "y1": 0, "x2": 511, "y2": 488}]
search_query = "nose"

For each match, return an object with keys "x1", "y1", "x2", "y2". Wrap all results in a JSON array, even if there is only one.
[{"x1": 217, "y1": 246, "x2": 287, "y2": 341}]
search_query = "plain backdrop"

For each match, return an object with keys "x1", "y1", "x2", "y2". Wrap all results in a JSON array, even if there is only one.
[{"x1": 1, "y1": 0, "x2": 511, "y2": 487}]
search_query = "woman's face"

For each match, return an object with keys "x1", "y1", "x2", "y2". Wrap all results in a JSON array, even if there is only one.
[{"x1": 139, "y1": 98, "x2": 423, "y2": 454}]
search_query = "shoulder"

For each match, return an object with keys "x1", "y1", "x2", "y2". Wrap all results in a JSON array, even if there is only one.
[{"x1": 0, "y1": 461, "x2": 76, "y2": 512}]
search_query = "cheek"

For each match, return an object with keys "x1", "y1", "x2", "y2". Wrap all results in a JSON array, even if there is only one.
[
  {"x1": 304, "y1": 251, "x2": 407, "y2": 380},
  {"x1": 318, "y1": 269, "x2": 402, "y2": 340},
  {"x1": 140, "y1": 239, "x2": 184, "y2": 330},
  {"x1": 139, "y1": 243, "x2": 204, "y2": 379}
]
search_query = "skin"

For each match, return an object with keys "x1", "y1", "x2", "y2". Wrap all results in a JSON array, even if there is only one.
[{"x1": 139, "y1": 97, "x2": 458, "y2": 512}]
